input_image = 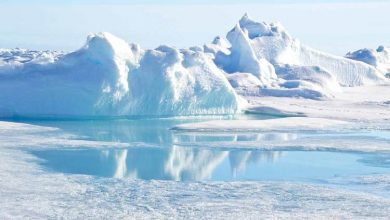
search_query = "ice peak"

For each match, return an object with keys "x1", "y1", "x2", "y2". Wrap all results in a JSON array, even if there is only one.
[
  {"x1": 239, "y1": 13, "x2": 250, "y2": 23},
  {"x1": 211, "y1": 36, "x2": 230, "y2": 49},
  {"x1": 377, "y1": 45, "x2": 385, "y2": 52},
  {"x1": 82, "y1": 32, "x2": 132, "y2": 61},
  {"x1": 212, "y1": 36, "x2": 223, "y2": 45},
  {"x1": 81, "y1": 31, "x2": 142, "y2": 73},
  {"x1": 237, "y1": 15, "x2": 272, "y2": 39},
  {"x1": 236, "y1": 15, "x2": 290, "y2": 40}
]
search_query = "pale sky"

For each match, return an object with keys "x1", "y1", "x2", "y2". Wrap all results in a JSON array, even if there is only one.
[
  {"x1": 0, "y1": 1, "x2": 389, "y2": 55},
  {"x1": 1, "y1": 0, "x2": 386, "y2": 4}
]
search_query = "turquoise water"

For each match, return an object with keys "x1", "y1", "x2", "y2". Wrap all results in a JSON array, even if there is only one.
[{"x1": 23, "y1": 117, "x2": 390, "y2": 182}]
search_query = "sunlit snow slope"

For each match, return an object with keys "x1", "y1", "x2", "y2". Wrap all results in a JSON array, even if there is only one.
[{"x1": 0, "y1": 15, "x2": 388, "y2": 117}]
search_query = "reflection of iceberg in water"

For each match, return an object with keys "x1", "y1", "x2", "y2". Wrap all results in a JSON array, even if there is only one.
[
  {"x1": 100, "y1": 149, "x2": 129, "y2": 178},
  {"x1": 165, "y1": 146, "x2": 228, "y2": 181},
  {"x1": 229, "y1": 150, "x2": 285, "y2": 177},
  {"x1": 229, "y1": 151, "x2": 251, "y2": 177},
  {"x1": 33, "y1": 146, "x2": 284, "y2": 181},
  {"x1": 113, "y1": 149, "x2": 128, "y2": 178}
]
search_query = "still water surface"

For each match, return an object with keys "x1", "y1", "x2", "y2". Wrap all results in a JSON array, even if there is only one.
[{"x1": 23, "y1": 116, "x2": 390, "y2": 182}]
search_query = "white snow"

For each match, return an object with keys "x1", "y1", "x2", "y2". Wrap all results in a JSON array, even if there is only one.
[
  {"x1": 208, "y1": 14, "x2": 388, "y2": 99},
  {"x1": 172, "y1": 84, "x2": 390, "y2": 146},
  {"x1": 245, "y1": 85, "x2": 390, "y2": 123},
  {"x1": 346, "y1": 45, "x2": 390, "y2": 77},
  {"x1": 126, "y1": 46, "x2": 241, "y2": 115}
]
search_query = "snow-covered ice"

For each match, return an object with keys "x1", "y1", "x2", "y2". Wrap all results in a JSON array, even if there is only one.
[
  {"x1": 346, "y1": 45, "x2": 390, "y2": 77},
  {"x1": 245, "y1": 85, "x2": 390, "y2": 123},
  {"x1": 0, "y1": 33, "x2": 241, "y2": 117},
  {"x1": 209, "y1": 14, "x2": 388, "y2": 99},
  {"x1": 0, "y1": 15, "x2": 389, "y2": 117}
]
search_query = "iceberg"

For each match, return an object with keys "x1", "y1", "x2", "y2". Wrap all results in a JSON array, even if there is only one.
[
  {"x1": 208, "y1": 14, "x2": 387, "y2": 99},
  {"x1": 0, "y1": 33, "x2": 241, "y2": 117}
]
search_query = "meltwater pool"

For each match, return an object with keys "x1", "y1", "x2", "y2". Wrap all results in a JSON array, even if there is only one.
[{"x1": 22, "y1": 117, "x2": 390, "y2": 182}]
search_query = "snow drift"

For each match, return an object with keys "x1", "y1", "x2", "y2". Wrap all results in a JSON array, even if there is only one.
[{"x1": 0, "y1": 14, "x2": 388, "y2": 117}]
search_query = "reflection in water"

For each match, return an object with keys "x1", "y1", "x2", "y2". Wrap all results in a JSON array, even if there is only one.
[
  {"x1": 28, "y1": 119, "x2": 299, "y2": 180},
  {"x1": 229, "y1": 151, "x2": 285, "y2": 177},
  {"x1": 32, "y1": 146, "x2": 283, "y2": 181},
  {"x1": 165, "y1": 146, "x2": 229, "y2": 181},
  {"x1": 32, "y1": 147, "x2": 390, "y2": 181},
  {"x1": 26, "y1": 119, "x2": 390, "y2": 181},
  {"x1": 112, "y1": 149, "x2": 128, "y2": 178}
]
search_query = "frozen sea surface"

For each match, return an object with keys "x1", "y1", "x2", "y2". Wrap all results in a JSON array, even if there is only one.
[{"x1": 0, "y1": 117, "x2": 389, "y2": 219}]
